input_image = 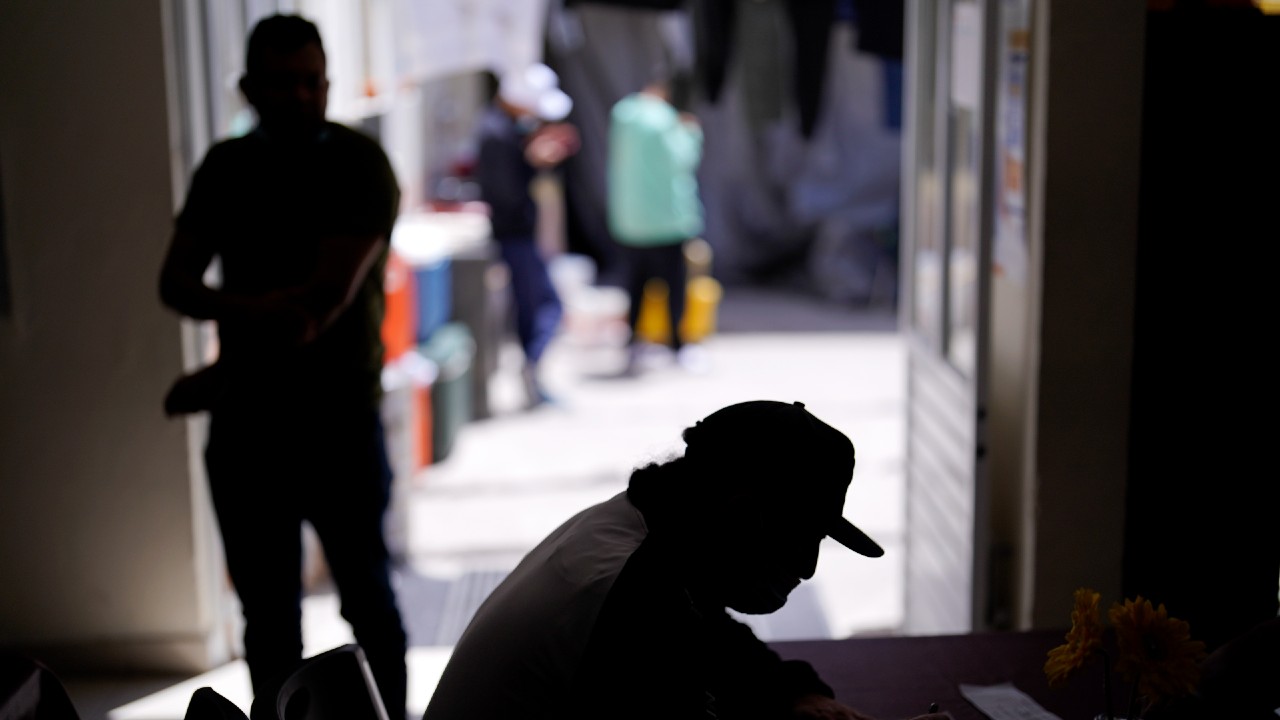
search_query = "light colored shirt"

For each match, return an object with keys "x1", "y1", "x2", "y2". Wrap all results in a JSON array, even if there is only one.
[
  {"x1": 422, "y1": 492, "x2": 648, "y2": 720},
  {"x1": 607, "y1": 92, "x2": 704, "y2": 246},
  {"x1": 422, "y1": 489, "x2": 835, "y2": 720}
]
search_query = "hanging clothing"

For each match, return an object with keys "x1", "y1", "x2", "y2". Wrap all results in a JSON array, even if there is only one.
[
  {"x1": 851, "y1": 0, "x2": 905, "y2": 59},
  {"x1": 692, "y1": 0, "x2": 837, "y2": 139},
  {"x1": 692, "y1": 0, "x2": 736, "y2": 106},
  {"x1": 565, "y1": 0, "x2": 684, "y2": 7},
  {"x1": 785, "y1": 0, "x2": 838, "y2": 138}
]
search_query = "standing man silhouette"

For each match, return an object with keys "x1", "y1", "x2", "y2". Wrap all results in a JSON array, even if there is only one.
[{"x1": 158, "y1": 14, "x2": 408, "y2": 719}]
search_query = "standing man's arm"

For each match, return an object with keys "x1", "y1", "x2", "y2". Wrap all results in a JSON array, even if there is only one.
[
  {"x1": 293, "y1": 132, "x2": 399, "y2": 342},
  {"x1": 160, "y1": 227, "x2": 247, "y2": 321},
  {"x1": 668, "y1": 112, "x2": 703, "y2": 172},
  {"x1": 294, "y1": 233, "x2": 388, "y2": 339},
  {"x1": 159, "y1": 228, "x2": 386, "y2": 347},
  {"x1": 158, "y1": 227, "x2": 315, "y2": 347},
  {"x1": 524, "y1": 121, "x2": 580, "y2": 170}
]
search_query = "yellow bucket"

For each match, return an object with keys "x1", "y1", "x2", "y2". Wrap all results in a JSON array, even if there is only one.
[{"x1": 636, "y1": 276, "x2": 723, "y2": 345}]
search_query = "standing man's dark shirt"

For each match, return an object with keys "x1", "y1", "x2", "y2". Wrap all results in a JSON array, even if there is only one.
[{"x1": 176, "y1": 122, "x2": 398, "y2": 408}]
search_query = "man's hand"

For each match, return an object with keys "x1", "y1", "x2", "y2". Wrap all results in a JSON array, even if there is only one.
[
  {"x1": 254, "y1": 288, "x2": 319, "y2": 347},
  {"x1": 790, "y1": 695, "x2": 951, "y2": 720},
  {"x1": 163, "y1": 363, "x2": 226, "y2": 416},
  {"x1": 160, "y1": 227, "x2": 383, "y2": 355},
  {"x1": 789, "y1": 694, "x2": 878, "y2": 720},
  {"x1": 524, "y1": 121, "x2": 580, "y2": 169},
  {"x1": 248, "y1": 233, "x2": 386, "y2": 349}
]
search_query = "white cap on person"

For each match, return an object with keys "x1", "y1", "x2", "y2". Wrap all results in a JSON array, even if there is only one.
[{"x1": 498, "y1": 63, "x2": 573, "y2": 122}]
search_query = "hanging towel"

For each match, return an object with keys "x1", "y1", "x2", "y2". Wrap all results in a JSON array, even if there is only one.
[
  {"x1": 785, "y1": 0, "x2": 837, "y2": 138},
  {"x1": 852, "y1": 0, "x2": 905, "y2": 59},
  {"x1": 693, "y1": 0, "x2": 837, "y2": 139}
]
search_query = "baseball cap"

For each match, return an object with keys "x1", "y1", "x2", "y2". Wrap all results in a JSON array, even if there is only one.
[
  {"x1": 682, "y1": 400, "x2": 885, "y2": 558},
  {"x1": 498, "y1": 63, "x2": 573, "y2": 122}
]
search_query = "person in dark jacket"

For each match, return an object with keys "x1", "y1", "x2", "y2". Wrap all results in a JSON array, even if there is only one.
[
  {"x1": 422, "y1": 400, "x2": 948, "y2": 720},
  {"x1": 475, "y1": 63, "x2": 580, "y2": 406}
]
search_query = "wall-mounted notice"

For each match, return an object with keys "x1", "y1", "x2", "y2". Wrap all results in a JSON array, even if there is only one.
[{"x1": 993, "y1": 0, "x2": 1031, "y2": 286}]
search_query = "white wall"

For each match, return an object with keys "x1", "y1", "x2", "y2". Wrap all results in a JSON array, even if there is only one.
[{"x1": 0, "y1": 1, "x2": 228, "y2": 672}]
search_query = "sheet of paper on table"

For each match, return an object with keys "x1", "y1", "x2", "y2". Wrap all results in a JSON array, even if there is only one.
[{"x1": 959, "y1": 682, "x2": 1064, "y2": 720}]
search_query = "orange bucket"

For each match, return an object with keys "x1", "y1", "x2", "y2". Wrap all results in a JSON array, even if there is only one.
[{"x1": 381, "y1": 251, "x2": 417, "y2": 362}]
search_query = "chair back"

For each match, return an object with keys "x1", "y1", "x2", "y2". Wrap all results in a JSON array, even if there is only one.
[
  {"x1": 1, "y1": 652, "x2": 80, "y2": 719},
  {"x1": 183, "y1": 686, "x2": 249, "y2": 720},
  {"x1": 275, "y1": 644, "x2": 389, "y2": 720}
]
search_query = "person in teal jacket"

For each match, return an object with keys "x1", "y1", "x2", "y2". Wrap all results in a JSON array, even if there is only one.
[{"x1": 607, "y1": 74, "x2": 705, "y2": 373}]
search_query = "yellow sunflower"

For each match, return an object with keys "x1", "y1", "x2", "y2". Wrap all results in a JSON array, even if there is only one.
[
  {"x1": 1044, "y1": 587, "x2": 1104, "y2": 687},
  {"x1": 1109, "y1": 596, "x2": 1206, "y2": 704}
]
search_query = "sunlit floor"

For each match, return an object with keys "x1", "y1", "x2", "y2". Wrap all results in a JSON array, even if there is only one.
[{"x1": 62, "y1": 284, "x2": 905, "y2": 720}]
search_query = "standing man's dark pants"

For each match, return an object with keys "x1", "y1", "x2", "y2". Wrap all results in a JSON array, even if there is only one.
[
  {"x1": 620, "y1": 242, "x2": 688, "y2": 352},
  {"x1": 206, "y1": 402, "x2": 408, "y2": 719}
]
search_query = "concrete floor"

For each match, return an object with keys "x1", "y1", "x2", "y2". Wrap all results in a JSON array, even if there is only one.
[{"x1": 61, "y1": 283, "x2": 906, "y2": 720}]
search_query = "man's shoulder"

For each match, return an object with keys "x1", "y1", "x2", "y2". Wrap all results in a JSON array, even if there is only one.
[
  {"x1": 611, "y1": 93, "x2": 646, "y2": 118},
  {"x1": 323, "y1": 122, "x2": 391, "y2": 157},
  {"x1": 198, "y1": 133, "x2": 256, "y2": 165},
  {"x1": 477, "y1": 106, "x2": 514, "y2": 140},
  {"x1": 612, "y1": 93, "x2": 675, "y2": 130},
  {"x1": 324, "y1": 121, "x2": 375, "y2": 144}
]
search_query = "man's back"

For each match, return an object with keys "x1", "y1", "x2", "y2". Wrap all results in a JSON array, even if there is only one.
[
  {"x1": 424, "y1": 493, "x2": 648, "y2": 719},
  {"x1": 423, "y1": 491, "x2": 834, "y2": 720},
  {"x1": 607, "y1": 91, "x2": 704, "y2": 245}
]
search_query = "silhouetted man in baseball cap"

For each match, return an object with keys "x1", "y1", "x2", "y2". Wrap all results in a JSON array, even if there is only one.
[{"x1": 424, "y1": 400, "x2": 944, "y2": 720}]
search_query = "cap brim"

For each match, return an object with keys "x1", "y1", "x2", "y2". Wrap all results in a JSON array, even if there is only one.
[
  {"x1": 828, "y1": 518, "x2": 884, "y2": 557},
  {"x1": 537, "y1": 90, "x2": 572, "y2": 122}
]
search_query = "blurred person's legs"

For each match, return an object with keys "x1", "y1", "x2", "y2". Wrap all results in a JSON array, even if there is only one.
[
  {"x1": 621, "y1": 245, "x2": 645, "y2": 349},
  {"x1": 621, "y1": 242, "x2": 688, "y2": 372},
  {"x1": 498, "y1": 236, "x2": 564, "y2": 404},
  {"x1": 653, "y1": 243, "x2": 688, "y2": 354}
]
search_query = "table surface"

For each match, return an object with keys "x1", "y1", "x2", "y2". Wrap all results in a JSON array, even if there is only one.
[{"x1": 770, "y1": 629, "x2": 1113, "y2": 720}]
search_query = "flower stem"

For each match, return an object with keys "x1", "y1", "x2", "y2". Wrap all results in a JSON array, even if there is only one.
[
  {"x1": 1102, "y1": 650, "x2": 1114, "y2": 720},
  {"x1": 1127, "y1": 677, "x2": 1141, "y2": 720}
]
